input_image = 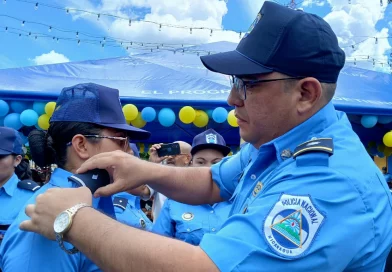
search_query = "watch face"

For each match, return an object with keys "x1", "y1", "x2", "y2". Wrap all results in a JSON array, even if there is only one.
[{"x1": 54, "y1": 211, "x2": 71, "y2": 233}]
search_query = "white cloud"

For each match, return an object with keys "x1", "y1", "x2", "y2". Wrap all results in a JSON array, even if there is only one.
[
  {"x1": 302, "y1": 0, "x2": 326, "y2": 7},
  {"x1": 324, "y1": 0, "x2": 391, "y2": 72},
  {"x1": 62, "y1": 0, "x2": 240, "y2": 52},
  {"x1": 30, "y1": 50, "x2": 70, "y2": 65}
]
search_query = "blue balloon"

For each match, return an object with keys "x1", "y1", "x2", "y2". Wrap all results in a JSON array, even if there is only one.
[
  {"x1": 10, "y1": 101, "x2": 30, "y2": 113},
  {"x1": 377, "y1": 152, "x2": 385, "y2": 158},
  {"x1": 0, "y1": 100, "x2": 9, "y2": 117},
  {"x1": 0, "y1": 117, "x2": 4, "y2": 126},
  {"x1": 4, "y1": 113, "x2": 23, "y2": 130},
  {"x1": 33, "y1": 101, "x2": 46, "y2": 115},
  {"x1": 361, "y1": 115, "x2": 378, "y2": 128},
  {"x1": 378, "y1": 116, "x2": 392, "y2": 124},
  {"x1": 212, "y1": 107, "x2": 228, "y2": 123},
  {"x1": 141, "y1": 107, "x2": 157, "y2": 122},
  {"x1": 158, "y1": 108, "x2": 176, "y2": 127},
  {"x1": 20, "y1": 109, "x2": 39, "y2": 126}
]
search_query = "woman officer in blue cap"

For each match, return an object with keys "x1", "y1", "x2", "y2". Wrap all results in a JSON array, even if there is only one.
[
  {"x1": 152, "y1": 129, "x2": 232, "y2": 246},
  {"x1": 0, "y1": 126, "x2": 39, "y2": 245},
  {"x1": 0, "y1": 83, "x2": 150, "y2": 272}
]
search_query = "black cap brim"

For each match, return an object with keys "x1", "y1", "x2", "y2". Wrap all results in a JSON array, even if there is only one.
[
  {"x1": 200, "y1": 50, "x2": 273, "y2": 76},
  {"x1": 191, "y1": 144, "x2": 231, "y2": 157},
  {"x1": 99, "y1": 123, "x2": 151, "y2": 141}
]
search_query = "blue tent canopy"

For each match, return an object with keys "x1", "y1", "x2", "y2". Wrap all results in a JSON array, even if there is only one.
[{"x1": 0, "y1": 41, "x2": 391, "y2": 146}]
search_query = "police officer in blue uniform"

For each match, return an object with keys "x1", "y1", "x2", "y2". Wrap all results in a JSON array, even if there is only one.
[
  {"x1": 16, "y1": 2, "x2": 392, "y2": 271},
  {"x1": 0, "y1": 83, "x2": 150, "y2": 271},
  {"x1": 0, "y1": 127, "x2": 40, "y2": 245},
  {"x1": 153, "y1": 129, "x2": 232, "y2": 245},
  {"x1": 113, "y1": 143, "x2": 153, "y2": 231}
]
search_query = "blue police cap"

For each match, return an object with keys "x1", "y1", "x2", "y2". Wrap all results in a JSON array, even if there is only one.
[
  {"x1": 50, "y1": 83, "x2": 151, "y2": 140},
  {"x1": 0, "y1": 126, "x2": 23, "y2": 155},
  {"x1": 200, "y1": 1, "x2": 345, "y2": 83},
  {"x1": 191, "y1": 129, "x2": 231, "y2": 156},
  {"x1": 130, "y1": 143, "x2": 140, "y2": 158}
]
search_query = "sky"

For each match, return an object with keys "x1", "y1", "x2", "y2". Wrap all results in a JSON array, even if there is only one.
[{"x1": 0, "y1": 0, "x2": 391, "y2": 74}]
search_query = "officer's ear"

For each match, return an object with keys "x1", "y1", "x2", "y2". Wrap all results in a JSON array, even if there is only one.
[
  {"x1": 13, "y1": 155, "x2": 22, "y2": 167},
  {"x1": 70, "y1": 134, "x2": 91, "y2": 160},
  {"x1": 295, "y1": 77, "x2": 322, "y2": 115}
]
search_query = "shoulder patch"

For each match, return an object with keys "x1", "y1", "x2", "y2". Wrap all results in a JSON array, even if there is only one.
[
  {"x1": 113, "y1": 197, "x2": 128, "y2": 210},
  {"x1": 264, "y1": 194, "x2": 325, "y2": 259},
  {"x1": 17, "y1": 179, "x2": 40, "y2": 192},
  {"x1": 293, "y1": 138, "x2": 333, "y2": 158}
]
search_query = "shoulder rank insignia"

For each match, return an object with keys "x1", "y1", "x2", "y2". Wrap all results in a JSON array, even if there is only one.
[
  {"x1": 113, "y1": 197, "x2": 128, "y2": 210},
  {"x1": 17, "y1": 179, "x2": 40, "y2": 192},
  {"x1": 293, "y1": 138, "x2": 333, "y2": 158}
]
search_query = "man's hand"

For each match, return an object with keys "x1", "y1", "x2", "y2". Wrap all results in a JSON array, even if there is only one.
[
  {"x1": 77, "y1": 150, "x2": 156, "y2": 197},
  {"x1": 127, "y1": 185, "x2": 151, "y2": 199},
  {"x1": 19, "y1": 187, "x2": 92, "y2": 240},
  {"x1": 149, "y1": 144, "x2": 167, "y2": 164}
]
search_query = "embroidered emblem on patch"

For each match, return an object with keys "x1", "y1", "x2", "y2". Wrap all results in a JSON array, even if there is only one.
[
  {"x1": 182, "y1": 212, "x2": 194, "y2": 221},
  {"x1": 252, "y1": 181, "x2": 263, "y2": 197},
  {"x1": 205, "y1": 134, "x2": 217, "y2": 144},
  {"x1": 243, "y1": 13, "x2": 262, "y2": 38},
  {"x1": 264, "y1": 194, "x2": 325, "y2": 258}
]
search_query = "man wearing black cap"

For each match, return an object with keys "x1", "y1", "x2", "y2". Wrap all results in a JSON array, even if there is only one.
[{"x1": 19, "y1": 2, "x2": 392, "y2": 271}]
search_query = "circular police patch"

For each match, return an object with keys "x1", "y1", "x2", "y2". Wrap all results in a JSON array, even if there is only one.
[
  {"x1": 264, "y1": 194, "x2": 325, "y2": 258},
  {"x1": 182, "y1": 212, "x2": 194, "y2": 221}
]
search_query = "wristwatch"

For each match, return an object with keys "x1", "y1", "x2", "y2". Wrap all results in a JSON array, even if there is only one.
[{"x1": 53, "y1": 203, "x2": 91, "y2": 254}]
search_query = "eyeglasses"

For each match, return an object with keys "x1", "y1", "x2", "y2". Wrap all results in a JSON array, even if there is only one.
[
  {"x1": 67, "y1": 135, "x2": 129, "y2": 152},
  {"x1": 230, "y1": 76, "x2": 304, "y2": 100}
]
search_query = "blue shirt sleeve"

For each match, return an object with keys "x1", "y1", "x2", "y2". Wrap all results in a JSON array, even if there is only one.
[
  {"x1": 210, "y1": 144, "x2": 254, "y2": 200},
  {"x1": 199, "y1": 169, "x2": 385, "y2": 272},
  {"x1": 152, "y1": 200, "x2": 175, "y2": 237}
]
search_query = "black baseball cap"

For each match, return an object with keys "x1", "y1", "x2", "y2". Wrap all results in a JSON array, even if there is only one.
[
  {"x1": 200, "y1": 1, "x2": 345, "y2": 83},
  {"x1": 50, "y1": 83, "x2": 151, "y2": 140}
]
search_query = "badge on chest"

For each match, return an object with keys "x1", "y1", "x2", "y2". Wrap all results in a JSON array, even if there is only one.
[{"x1": 182, "y1": 212, "x2": 194, "y2": 221}]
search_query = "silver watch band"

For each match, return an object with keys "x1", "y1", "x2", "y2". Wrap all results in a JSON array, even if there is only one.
[{"x1": 56, "y1": 203, "x2": 91, "y2": 255}]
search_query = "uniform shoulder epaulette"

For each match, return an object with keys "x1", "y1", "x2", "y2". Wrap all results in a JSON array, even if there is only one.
[
  {"x1": 17, "y1": 179, "x2": 41, "y2": 192},
  {"x1": 113, "y1": 197, "x2": 128, "y2": 210},
  {"x1": 293, "y1": 138, "x2": 334, "y2": 158}
]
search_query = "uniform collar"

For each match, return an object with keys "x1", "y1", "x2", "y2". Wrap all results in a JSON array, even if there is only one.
[
  {"x1": 115, "y1": 192, "x2": 140, "y2": 209},
  {"x1": 48, "y1": 168, "x2": 73, "y2": 187},
  {"x1": 2, "y1": 173, "x2": 19, "y2": 197},
  {"x1": 259, "y1": 102, "x2": 338, "y2": 163}
]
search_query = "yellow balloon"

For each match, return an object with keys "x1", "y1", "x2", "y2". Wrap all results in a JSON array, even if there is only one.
[
  {"x1": 193, "y1": 110, "x2": 209, "y2": 128},
  {"x1": 383, "y1": 131, "x2": 392, "y2": 147},
  {"x1": 45, "y1": 102, "x2": 56, "y2": 117},
  {"x1": 384, "y1": 146, "x2": 392, "y2": 157},
  {"x1": 123, "y1": 104, "x2": 138, "y2": 121},
  {"x1": 227, "y1": 110, "x2": 238, "y2": 127},
  {"x1": 38, "y1": 114, "x2": 50, "y2": 130},
  {"x1": 130, "y1": 112, "x2": 146, "y2": 128},
  {"x1": 179, "y1": 106, "x2": 196, "y2": 124}
]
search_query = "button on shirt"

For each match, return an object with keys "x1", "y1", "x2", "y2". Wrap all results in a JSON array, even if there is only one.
[
  {"x1": 113, "y1": 192, "x2": 152, "y2": 231},
  {"x1": 0, "y1": 174, "x2": 36, "y2": 242},
  {"x1": 0, "y1": 168, "x2": 105, "y2": 272},
  {"x1": 199, "y1": 102, "x2": 392, "y2": 272},
  {"x1": 153, "y1": 199, "x2": 232, "y2": 246}
]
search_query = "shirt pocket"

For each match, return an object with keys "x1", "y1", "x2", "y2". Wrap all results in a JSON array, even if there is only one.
[{"x1": 176, "y1": 222, "x2": 204, "y2": 245}]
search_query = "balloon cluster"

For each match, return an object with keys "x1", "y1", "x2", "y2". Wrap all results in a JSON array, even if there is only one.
[
  {"x1": 0, "y1": 100, "x2": 56, "y2": 132},
  {"x1": 361, "y1": 115, "x2": 392, "y2": 128},
  {"x1": 121, "y1": 104, "x2": 239, "y2": 128}
]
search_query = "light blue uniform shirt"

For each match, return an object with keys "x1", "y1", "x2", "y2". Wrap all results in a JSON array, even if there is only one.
[
  {"x1": 153, "y1": 199, "x2": 232, "y2": 245},
  {"x1": 0, "y1": 173, "x2": 39, "y2": 242},
  {"x1": 113, "y1": 192, "x2": 152, "y2": 231},
  {"x1": 200, "y1": 102, "x2": 392, "y2": 271},
  {"x1": 0, "y1": 168, "x2": 113, "y2": 272}
]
